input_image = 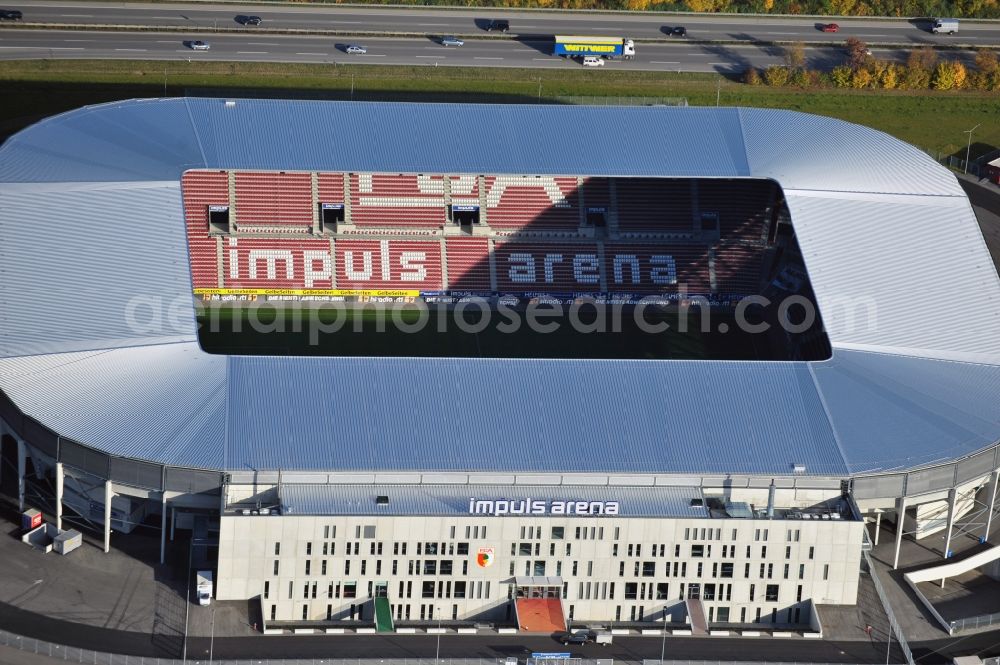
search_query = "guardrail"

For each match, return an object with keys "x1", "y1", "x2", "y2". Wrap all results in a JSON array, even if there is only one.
[
  {"x1": 861, "y1": 530, "x2": 914, "y2": 665},
  {"x1": 950, "y1": 611, "x2": 1000, "y2": 634}
]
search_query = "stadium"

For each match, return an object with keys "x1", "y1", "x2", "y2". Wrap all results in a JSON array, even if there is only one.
[{"x1": 1, "y1": 98, "x2": 1000, "y2": 633}]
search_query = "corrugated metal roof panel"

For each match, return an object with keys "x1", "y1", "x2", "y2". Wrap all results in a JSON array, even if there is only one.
[
  {"x1": 0, "y1": 182, "x2": 197, "y2": 357},
  {"x1": 279, "y1": 483, "x2": 707, "y2": 517},
  {"x1": 0, "y1": 98, "x2": 203, "y2": 183},
  {"x1": 813, "y1": 350, "x2": 1000, "y2": 474},
  {"x1": 740, "y1": 107, "x2": 963, "y2": 197},
  {"x1": 0, "y1": 344, "x2": 227, "y2": 468},
  {"x1": 225, "y1": 356, "x2": 846, "y2": 475},
  {"x1": 786, "y1": 191, "x2": 1000, "y2": 360}
]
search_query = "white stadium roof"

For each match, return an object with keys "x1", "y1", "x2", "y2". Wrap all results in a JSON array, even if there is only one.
[{"x1": 1, "y1": 98, "x2": 999, "y2": 477}]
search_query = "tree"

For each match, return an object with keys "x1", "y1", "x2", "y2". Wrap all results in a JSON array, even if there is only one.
[
  {"x1": 743, "y1": 66, "x2": 762, "y2": 85},
  {"x1": 907, "y1": 45, "x2": 938, "y2": 72},
  {"x1": 845, "y1": 37, "x2": 870, "y2": 70},
  {"x1": 763, "y1": 65, "x2": 791, "y2": 86},
  {"x1": 831, "y1": 65, "x2": 853, "y2": 87},
  {"x1": 784, "y1": 41, "x2": 806, "y2": 69},
  {"x1": 952, "y1": 61, "x2": 968, "y2": 89},
  {"x1": 931, "y1": 61, "x2": 956, "y2": 89},
  {"x1": 850, "y1": 67, "x2": 874, "y2": 88},
  {"x1": 878, "y1": 62, "x2": 901, "y2": 89}
]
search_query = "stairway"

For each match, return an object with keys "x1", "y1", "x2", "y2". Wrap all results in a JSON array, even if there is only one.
[
  {"x1": 374, "y1": 597, "x2": 394, "y2": 633},
  {"x1": 515, "y1": 598, "x2": 566, "y2": 632}
]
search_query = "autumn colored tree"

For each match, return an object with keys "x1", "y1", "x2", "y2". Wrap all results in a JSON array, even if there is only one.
[
  {"x1": 764, "y1": 65, "x2": 791, "y2": 86},
  {"x1": 783, "y1": 41, "x2": 806, "y2": 69},
  {"x1": 831, "y1": 65, "x2": 853, "y2": 87},
  {"x1": 743, "y1": 67, "x2": 762, "y2": 85},
  {"x1": 850, "y1": 67, "x2": 874, "y2": 88},
  {"x1": 845, "y1": 37, "x2": 870, "y2": 70}
]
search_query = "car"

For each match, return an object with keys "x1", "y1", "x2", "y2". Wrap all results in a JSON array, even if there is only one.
[
  {"x1": 820, "y1": 23, "x2": 839, "y2": 32},
  {"x1": 669, "y1": 26, "x2": 687, "y2": 36},
  {"x1": 239, "y1": 15, "x2": 262, "y2": 26},
  {"x1": 0, "y1": 9, "x2": 23, "y2": 20},
  {"x1": 581, "y1": 55, "x2": 605, "y2": 67},
  {"x1": 188, "y1": 40, "x2": 211, "y2": 50},
  {"x1": 345, "y1": 44, "x2": 367, "y2": 54},
  {"x1": 561, "y1": 629, "x2": 595, "y2": 645},
  {"x1": 486, "y1": 19, "x2": 509, "y2": 32},
  {"x1": 440, "y1": 36, "x2": 464, "y2": 46}
]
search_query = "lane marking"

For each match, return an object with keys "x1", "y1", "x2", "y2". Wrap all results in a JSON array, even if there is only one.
[
  {"x1": 295, "y1": 52, "x2": 327, "y2": 55},
  {"x1": 114, "y1": 48, "x2": 147, "y2": 51},
  {"x1": 48, "y1": 46, "x2": 85, "y2": 50},
  {"x1": 237, "y1": 51, "x2": 268, "y2": 54},
  {"x1": 63, "y1": 39, "x2": 96, "y2": 42},
  {"x1": 60, "y1": 13, "x2": 93, "y2": 17},
  {"x1": 360, "y1": 53, "x2": 386, "y2": 57},
  {"x1": 475, "y1": 56, "x2": 503, "y2": 60},
  {"x1": 418, "y1": 23, "x2": 449, "y2": 26},
  {"x1": 651, "y1": 61, "x2": 680, "y2": 64},
  {"x1": 414, "y1": 55, "x2": 441, "y2": 58}
]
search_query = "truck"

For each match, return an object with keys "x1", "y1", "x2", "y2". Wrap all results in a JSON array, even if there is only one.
[
  {"x1": 932, "y1": 18, "x2": 959, "y2": 34},
  {"x1": 196, "y1": 570, "x2": 213, "y2": 606},
  {"x1": 553, "y1": 36, "x2": 635, "y2": 60}
]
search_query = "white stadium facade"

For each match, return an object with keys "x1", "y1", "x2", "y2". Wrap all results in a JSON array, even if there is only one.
[{"x1": 1, "y1": 99, "x2": 1000, "y2": 631}]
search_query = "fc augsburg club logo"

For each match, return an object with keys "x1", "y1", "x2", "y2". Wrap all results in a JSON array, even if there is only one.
[{"x1": 477, "y1": 547, "x2": 494, "y2": 568}]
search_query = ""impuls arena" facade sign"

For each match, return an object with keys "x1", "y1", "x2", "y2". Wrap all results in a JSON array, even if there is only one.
[{"x1": 468, "y1": 498, "x2": 620, "y2": 516}]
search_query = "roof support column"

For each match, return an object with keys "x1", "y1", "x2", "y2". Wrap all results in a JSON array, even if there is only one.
[
  {"x1": 160, "y1": 492, "x2": 168, "y2": 565},
  {"x1": 103, "y1": 480, "x2": 113, "y2": 554},
  {"x1": 984, "y1": 470, "x2": 998, "y2": 544},
  {"x1": 893, "y1": 496, "x2": 906, "y2": 570},
  {"x1": 55, "y1": 462, "x2": 64, "y2": 531},
  {"x1": 941, "y1": 488, "x2": 958, "y2": 587},
  {"x1": 16, "y1": 438, "x2": 26, "y2": 512},
  {"x1": 874, "y1": 512, "x2": 881, "y2": 547}
]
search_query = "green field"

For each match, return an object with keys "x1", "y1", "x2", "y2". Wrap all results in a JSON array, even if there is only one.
[{"x1": 2, "y1": 59, "x2": 999, "y2": 158}]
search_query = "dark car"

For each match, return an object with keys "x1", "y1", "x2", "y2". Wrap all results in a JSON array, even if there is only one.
[
  {"x1": 486, "y1": 19, "x2": 510, "y2": 32},
  {"x1": 239, "y1": 15, "x2": 262, "y2": 26},
  {"x1": 0, "y1": 9, "x2": 23, "y2": 20},
  {"x1": 670, "y1": 26, "x2": 687, "y2": 36},
  {"x1": 561, "y1": 629, "x2": 595, "y2": 645}
]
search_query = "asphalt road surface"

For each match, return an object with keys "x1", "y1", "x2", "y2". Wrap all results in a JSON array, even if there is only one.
[
  {"x1": 4, "y1": 0, "x2": 1000, "y2": 46},
  {"x1": 0, "y1": 28, "x2": 982, "y2": 71}
]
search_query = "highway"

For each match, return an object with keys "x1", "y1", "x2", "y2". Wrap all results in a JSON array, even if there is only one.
[
  {"x1": 4, "y1": 0, "x2": 1000, "y2": 45},
  {"x1": 0, "y1": 28, "x2": 982, "y2": 71}
]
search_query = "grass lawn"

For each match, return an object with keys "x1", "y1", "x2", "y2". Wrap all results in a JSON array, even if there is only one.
[{"x1": 2, "y1": 59, "x2": 999, "y2": 158}]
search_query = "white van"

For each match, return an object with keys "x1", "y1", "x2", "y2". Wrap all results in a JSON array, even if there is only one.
[
  {"x1": 932, "y1": 18, "x2": 958, "y2": 34},
  {"x1": 582, "y1": 56, "x2": 605, "y2": 67}
]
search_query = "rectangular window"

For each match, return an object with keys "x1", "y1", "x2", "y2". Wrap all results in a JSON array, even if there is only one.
[
  {"x1": 799, "y1": 564, "x2": 805, "y2": 579},
  {"x1": 703, "y1": 583, "x2": 716, "y2": 601},
  {"x1": 344, "y1": 582, "x2": 357, "y2": 598},
  {"x1": 720, "y1": 563, "x2": 733, "y2": 578},
  {"x1": 624, "y1": 583, "x2": 638, "y2": 600},
  {"x1": 345, "y1": 560, "x2": 351, "y2": 575},
  {"x1": 305, "y1": 560, "x2": 311, "y2": 576},
  {"x1": 642, "y1": 562, "x2": 655, "y2": 577},
  {"x1": 797, "y1": 585, "x2": 803, "y2": 602},
  {"x1": 422, "y1": 581, "x2": 435, "y2": 598},
  {"x1": 424, "y1": 561, "x2": 437, "y2": 575},
  {"x1": 765, "y1": 584, "x2": 779, "y2": 602},
  {"x1": 656, "y1": 582, "x2": 669, "y2": 599},
  {"x1": 457, "y1": 543, "x2": 469, "y2": 555},
  {"x1": 823, "y1": 564, "x2": 829, "y2": 580},
  {"x1": 691, "y1": 545, "x2": 704, "y2": 558},
  {"x1": 425, "y1": 542, "x2": 439, "y2": 555},
  {"x1": 783, "y1": 564, "x2": 789, "y2": 579},
  {"x1": 767, "y1": 563, "x2": 773, "y2": 579},
  {"x1": 533, "y1": 561, "x2": 546, "y2": 576},
  {"x1": 809, "y1": 546, "x2": 815, "y2": 560},
  {"x1": 263, "y1": 581, "x2": 269, "y2": 599},
  {"x1": 306, "y1": 542, "x2": 312, "y2": 556},
  {"x1": 440, "y1": 561, "x2": 453, "y2": 575},
  {"x1": 454, "y1": 581, "x2": 467, "y2": 598},
  {"x1": 551, "y1": 527, "x2": 564, "y2": 540},
  {"x1": 273, "y1": 560, "x2": 279, "y2": 576},
  {"x1": 323, "y1": 543, "x2": 328, "y2": 556},
  {"x1": 303, "y1": 583, "x2": 309, "y2": 599},
  {"x1": 749, "y1": 583, "x2": 755, "y2": 601},
  {"x1": 274, "y1": 543, "x2": 281, "y2": 556},
  {"x1": 518, "y1": 543, "x2": 532, "y2": 556},
  {"x1": 716, "y1": 607, "x2": 730, "y2": 623}
]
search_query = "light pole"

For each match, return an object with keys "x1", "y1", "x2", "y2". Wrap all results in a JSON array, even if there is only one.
[
  {"x1": 209, "y1": 608, "x2": 216, "y2": 665},
  {"x1": 435, "y1": 605, "x2": 442, "y2": 663},
  {"x1": 964, "y1": 123, "x2": 981, "y2": 175},
  {"x1": 659, "y1": 605, "x2": 668, "y2": 665}
]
